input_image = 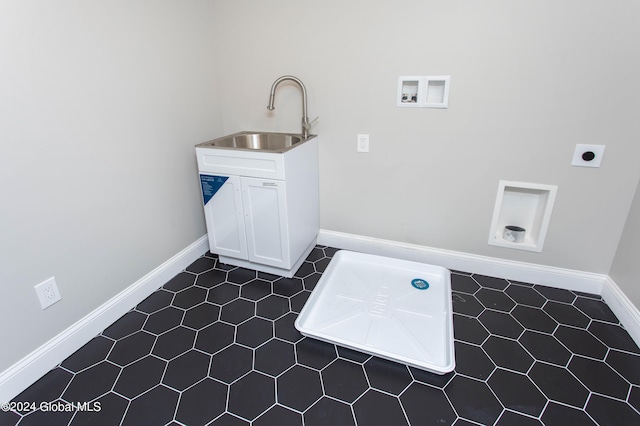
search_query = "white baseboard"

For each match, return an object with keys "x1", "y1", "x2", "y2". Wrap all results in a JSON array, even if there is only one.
[
  {"x1": 318, "y1": 230, "x2": 606, "y2": 293},
  {"x1": 601, "y1": 276, "x2": 640, "y2": 347},
  {"x1": 0, "y1": 235, "x2": 209, "y2": 403},
  {"x1": 318, "y1": 229, "x2": 640, "y2": 347}
]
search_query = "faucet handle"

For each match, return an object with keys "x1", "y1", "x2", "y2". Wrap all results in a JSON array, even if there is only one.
[{"x1": 307, "y1": 116, "x2": 319, "y2": 129}]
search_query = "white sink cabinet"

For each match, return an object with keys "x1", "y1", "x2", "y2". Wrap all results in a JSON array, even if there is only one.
[{"x1": 196, "y1": 136, "x2": 319, "y2": 277}]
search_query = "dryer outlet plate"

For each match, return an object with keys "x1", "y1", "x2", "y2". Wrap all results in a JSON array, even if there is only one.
[{"x1": 571, "y1": 144, "x2": 605, "y2": 168}]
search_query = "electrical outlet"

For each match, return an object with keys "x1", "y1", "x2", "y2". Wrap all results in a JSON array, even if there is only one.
[
  {"x1": 571, "y1": 144, "x2": 605, "y2": 168},
  {"x1": 357, "y1": 134, "x2": 369, "y2": 153},
  {"x1": 35, "y1": 277, "x2": 61, "y2": 309}
]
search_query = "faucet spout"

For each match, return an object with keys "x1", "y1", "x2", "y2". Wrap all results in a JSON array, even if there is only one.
[{"x1": 267, "y1": 75, "x2": 311, "y2": 139}]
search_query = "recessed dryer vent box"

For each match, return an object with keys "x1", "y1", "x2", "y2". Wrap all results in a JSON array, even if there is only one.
[
  {"x1": 488, "y1": 181, "x2": 558, "y2": 252},
  {"x1": 397, "y1": 76, "x2": 451, "y2": 108}
]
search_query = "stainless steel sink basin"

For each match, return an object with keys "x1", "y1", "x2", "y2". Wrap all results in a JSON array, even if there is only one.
[{"x1": 197, "y1": 132, "x2": 310, "y2": 153}]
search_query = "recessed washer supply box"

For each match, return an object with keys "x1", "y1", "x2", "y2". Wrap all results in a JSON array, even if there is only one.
[{"x1": 296, "y1": 250, "x2": 455, "y2": 374}]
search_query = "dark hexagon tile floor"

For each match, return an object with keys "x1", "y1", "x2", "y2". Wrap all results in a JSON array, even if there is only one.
[{"x1": 4, "y1": 246, "x2": 640, "y2": 425}]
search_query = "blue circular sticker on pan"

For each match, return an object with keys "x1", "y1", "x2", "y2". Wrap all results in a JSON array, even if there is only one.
[{"x1": 411, "y1": 278, "x2": 429, "y2": 290}]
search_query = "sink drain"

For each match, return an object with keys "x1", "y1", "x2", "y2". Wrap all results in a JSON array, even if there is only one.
[{"x1": 411, "y1": 278, "x2": 429, "y2": 290}]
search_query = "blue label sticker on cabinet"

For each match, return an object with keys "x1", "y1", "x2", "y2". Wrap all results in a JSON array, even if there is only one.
[{"x1": 200, "y1": 175, "x2": 228, "y2": 205}]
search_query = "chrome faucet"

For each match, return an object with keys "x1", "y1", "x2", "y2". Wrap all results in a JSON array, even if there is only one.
[{"x1": 267, "y1": 75, "x2": 314, "y2": 139}]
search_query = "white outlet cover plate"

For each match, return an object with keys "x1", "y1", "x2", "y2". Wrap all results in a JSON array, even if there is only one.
[
  {"x1": 572, "y1": 144, "x2": 605, "y2": 168},
  {"x1": 35, "y1": 277, "x2": 62, "y2": 309},
  {"x1": 357, "y1": 134, "x2": 369, "y2": 152}
]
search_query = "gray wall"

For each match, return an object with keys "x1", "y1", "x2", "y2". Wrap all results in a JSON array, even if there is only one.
[
  {"x1": 212, "y1": 0, "x2": 640, "y2": 274},
  {"x1": 610, "y1": 182, "x2": 640, "y2": 308},
  {"x1": 2, "y1": 0, "x2": 639, "y2": 375},
  {"x1": 0, "y1": 1, "x2": 219, "y2": 371}
]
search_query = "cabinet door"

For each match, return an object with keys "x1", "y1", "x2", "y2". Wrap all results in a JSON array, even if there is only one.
[
  {"x1": 240, "y1": 177, "x2": 290, "y2": 269},
  {"x1": 201, "y1": 174, "x2": 248, "y2": 260}
]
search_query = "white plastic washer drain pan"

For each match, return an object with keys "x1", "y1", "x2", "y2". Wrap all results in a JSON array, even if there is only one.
[{"x1": 295, "y1": 250, "x2": 455, "y2": 374}]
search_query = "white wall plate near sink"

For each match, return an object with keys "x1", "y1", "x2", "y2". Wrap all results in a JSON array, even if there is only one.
[{"x1": 295, "y1": 250, "x2": 455, "y2": 374}]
